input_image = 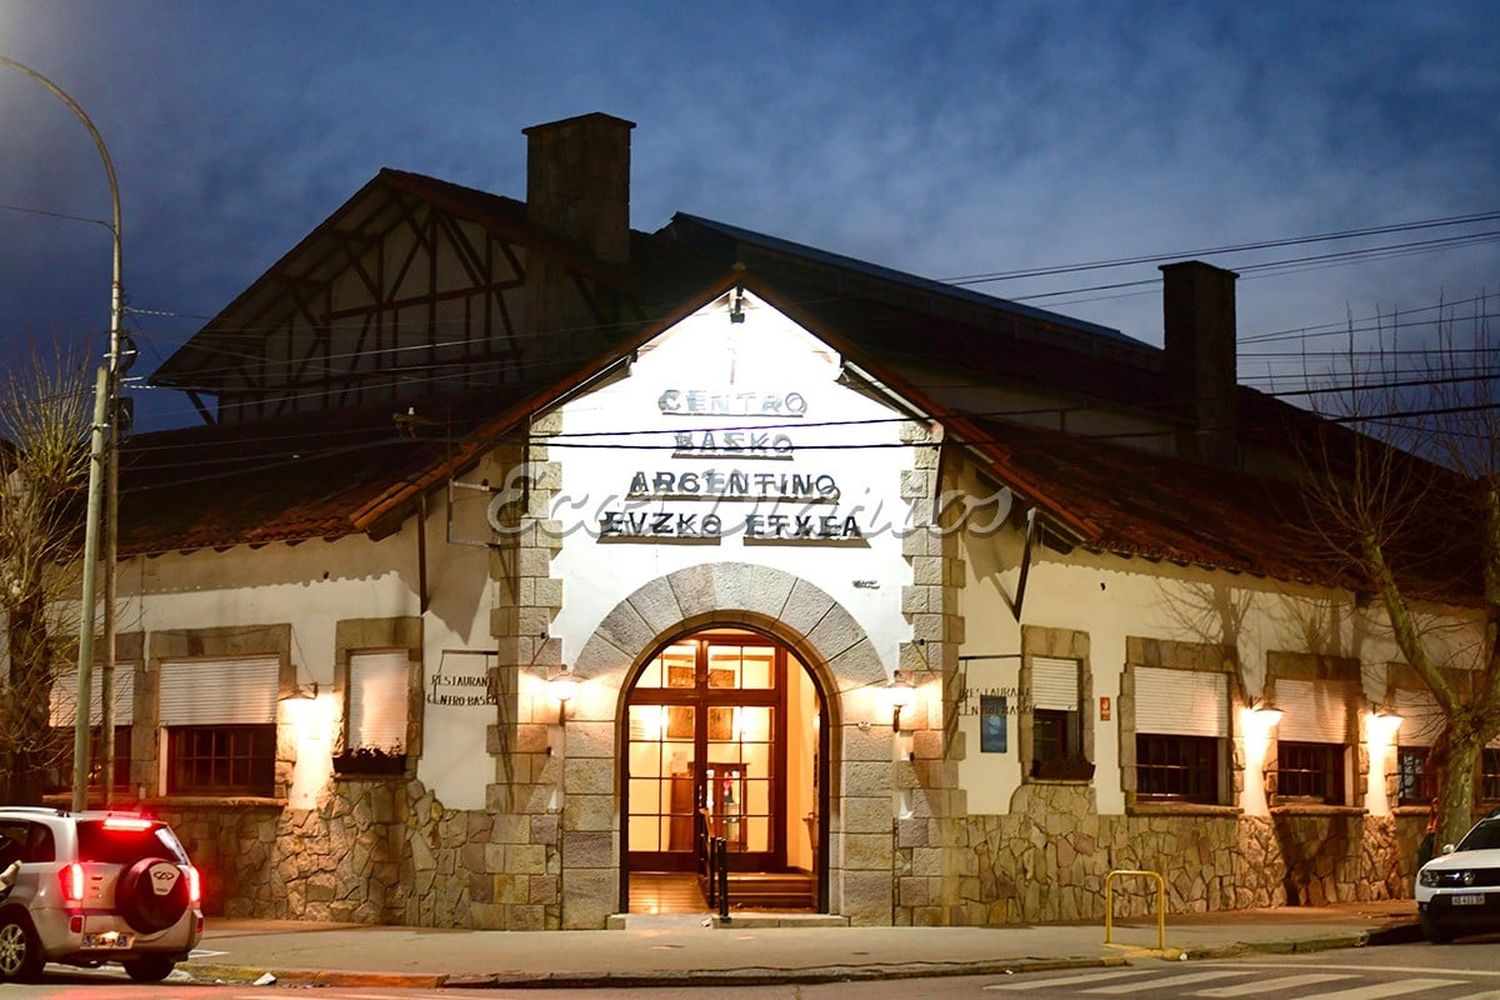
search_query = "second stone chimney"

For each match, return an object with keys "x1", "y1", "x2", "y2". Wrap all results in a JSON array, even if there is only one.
[
  {"x1": 523, "y1": 112, "x2": 635, "y2": 265},
  {"x1": 1160, "y1": 260, "x2": 1239, "y2": 466}
]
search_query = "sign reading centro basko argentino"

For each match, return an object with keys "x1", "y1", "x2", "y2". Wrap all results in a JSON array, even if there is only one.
[{"x1": 597, "y1": 386, "x2": 867, "y2": 543}]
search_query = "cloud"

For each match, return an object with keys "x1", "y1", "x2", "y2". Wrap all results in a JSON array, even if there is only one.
[{"x1": 0, "y1": 1, "x2": 1495, "y2": 427}]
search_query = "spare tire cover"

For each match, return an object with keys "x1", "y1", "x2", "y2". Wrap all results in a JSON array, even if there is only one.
[{"x1": 117, "y1": 858, "x2": 189, "y2": 933}]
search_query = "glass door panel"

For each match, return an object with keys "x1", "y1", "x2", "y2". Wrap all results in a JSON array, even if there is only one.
[
  {"x1": 626, "y1": 703, "x2": 696, "y2": 862},
  {"x1": 627, "y1": 632, "x2": 788, "y2": 881},
  {"x1": 707, "y1": 705, "x2": 774, "y2": 855}
]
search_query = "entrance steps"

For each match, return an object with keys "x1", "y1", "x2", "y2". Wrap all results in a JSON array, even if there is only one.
[{"x1": 725, "y1": 871, "x2": 818, "y2": 911}]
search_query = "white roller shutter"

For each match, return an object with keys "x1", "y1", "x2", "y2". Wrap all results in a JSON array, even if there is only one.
[
  {"x1": 349, "y1": 651, "x2": 409, "y2": 751},
  {"x1": 49, "y1": 666, "x2": 136, "y2": 726},
  {"x1": 1276, "y1": 679, "x2": 1348, "y2": 743},
  {"x1": 1136, "y1": 667, "x2": 1228, "y2": 738},
  {"x1": 1032, "y1": 657, "x2": 1079, "y2": 712},
  {"x1": 159, "y1": 656, "x2": 279, "y2": 726},
  {"x1": 1395, "y1": 688, "x2": 1444, "y2": 748}
]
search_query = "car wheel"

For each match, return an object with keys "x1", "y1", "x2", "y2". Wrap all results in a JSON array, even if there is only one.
[
  {"x1": 123, "y1": 955, "x2": 176, "y2": 982},
  {"x1": 1420, "y1": 911, "x2": 1456, "y2": 944},
  {"x1": 0, "y1": 912, "x2": 44, "y2": 982}
]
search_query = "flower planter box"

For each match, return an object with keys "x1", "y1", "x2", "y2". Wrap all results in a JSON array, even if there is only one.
[
  {"x1": 1031, "y1": 757, "x2": 1094, "y2": 782},
  {"x1": 332, "y1": 749, "x2": 407, "y2": 777}
]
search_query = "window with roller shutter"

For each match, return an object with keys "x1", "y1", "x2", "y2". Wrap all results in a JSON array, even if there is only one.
[
  {"x1": 1030, "y1": 656, "x2": 1085, "y2": 778},
  {"x1": 1133, "y1": 666, "x2": 1229, "y2": 805},
  {"x1": 47, "y1": 665, "x2": 137, "y2": 792},
  {"x1": 1393, "y1": 686, "x2": 1443, "y2": 806},
  {"x1": 336, "y1": 651, "x2": 412, "y2": 776},
  {"x1": 1273, "y1": 678, "x2": 1349, "y2": 805},
  {"x1": 159, "y1": 656, "x2": 279, "y2": 796}
]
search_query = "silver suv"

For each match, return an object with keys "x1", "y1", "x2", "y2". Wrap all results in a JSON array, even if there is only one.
[{"x1": 0, "y1": 808, "x2": 203, "y2": 983}]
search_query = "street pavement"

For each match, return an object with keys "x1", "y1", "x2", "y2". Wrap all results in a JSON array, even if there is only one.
[{"x1": 160, "y1": 900, "x2": 1421, "y2": 990}]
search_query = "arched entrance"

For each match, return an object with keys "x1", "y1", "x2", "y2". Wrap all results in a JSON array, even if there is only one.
[{"x1": 621, "y1": 624, "x2": 829, "y2": 914}]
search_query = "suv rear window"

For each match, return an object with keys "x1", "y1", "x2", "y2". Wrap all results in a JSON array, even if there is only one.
[{"x1": 75, "y1": 821, "x2": 189, "y2": 865}]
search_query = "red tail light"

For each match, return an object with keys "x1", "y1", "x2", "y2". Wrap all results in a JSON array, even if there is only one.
[
  {"x1": 187, "y1": 865, "x2": 201, "y2": 904},
  {"x1": 59, "y1": 862, "x2": 85, "y2": 903}
]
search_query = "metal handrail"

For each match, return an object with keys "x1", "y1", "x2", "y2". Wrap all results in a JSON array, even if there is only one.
[
  {"x1": 1104, "y1": 868, "x2": 1166, "y2": 951},
  {"x1": 715, "y1": 837, "x2": 730, "y2": 921}
]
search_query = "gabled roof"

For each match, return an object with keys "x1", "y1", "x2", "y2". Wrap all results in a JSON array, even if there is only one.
[
  {"x1": 667, "y1": 212, "x2": 1141, "y2": 346},
  {"x1": 121, "y1": 266, "x2": 1479, "y2": 607},
  {"x1": 133, "y1": 171, "x2": 1473, "y2": 604},
  {"x1": 150, "y1": 169, "x2": 711, "y2": 392}
]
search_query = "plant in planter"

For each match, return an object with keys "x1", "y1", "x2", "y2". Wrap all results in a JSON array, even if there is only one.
[{"x1": 332, "y1": 744, "x2": 407, "y2": 776}]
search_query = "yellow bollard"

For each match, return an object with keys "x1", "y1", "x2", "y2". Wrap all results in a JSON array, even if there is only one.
[{"x1": 1104, "y1": 869, "x2": 1167, "y2": 952}]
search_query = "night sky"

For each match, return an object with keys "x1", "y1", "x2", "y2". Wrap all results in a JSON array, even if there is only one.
[{"x1": 2, "y1": 2, "x2": 1497, "y2": 430}]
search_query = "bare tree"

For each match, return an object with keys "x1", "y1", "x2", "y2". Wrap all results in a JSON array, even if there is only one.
[
  {"x1": 0, "y1": 349, "x2": 90, "y2": 803},
  {"x1": 1297, "y1": 296, "x2": 1498, "y2": 847}
]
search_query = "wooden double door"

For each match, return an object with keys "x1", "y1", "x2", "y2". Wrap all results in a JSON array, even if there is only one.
[{"x1": 624, "y1": 632, "x2": 789, "y2": 873}]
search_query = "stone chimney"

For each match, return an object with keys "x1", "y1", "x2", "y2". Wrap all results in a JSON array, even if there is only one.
[
  {"x1": 523, "y1": 112, "x2": 634, "y2": 265},
  {"x1": 1160, "y1": 260, "x2": 1239, "y2": 466},
  {"x1": 522, "y1": 113, "x2": 634, "y2": 361}
]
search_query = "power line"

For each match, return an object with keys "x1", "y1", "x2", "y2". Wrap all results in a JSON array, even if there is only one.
[{"x1": 942, "y1": 209, "x2": 1500, "y2": 285}]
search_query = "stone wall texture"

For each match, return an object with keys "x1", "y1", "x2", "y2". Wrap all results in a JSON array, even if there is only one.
[
  {"x1": 165, "y1": 778, "x2": 1422, "y2": 928},
  {"x1": 953, "y1": 784, "x2": 1425, "y2": 925}
]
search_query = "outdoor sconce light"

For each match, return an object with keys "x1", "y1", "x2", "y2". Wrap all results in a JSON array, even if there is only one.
[
  {"x1": 888, "y1": 671, "x2": 916, "y2": 732},
  {"x1": 1248, "y1": 698, "x2": 1283, "y2": 725},
  {"x1": 1368, "y1": 705, "x2": 1404, "y2": 740},
  {"x1": 282, "y1": 681, "x2": 319, "y2": 701},
  {"x1": 547, "y1": 666, "x2": 578, "y2": 724}
]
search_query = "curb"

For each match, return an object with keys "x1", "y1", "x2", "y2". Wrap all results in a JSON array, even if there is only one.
[
  {"x1": 184, "y1": 956, "x2": 1127, "y2": 990},
  {"x1": 181, "y1": 922, "x2": 1423, "y2": 990},
  {"x1": 1181, "y1": 922, "x2": 1423, "y2": 961}
]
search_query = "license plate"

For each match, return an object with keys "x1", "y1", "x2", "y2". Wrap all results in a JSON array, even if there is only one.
[
  {"x1": 1452, "y1": 894, "x2": 1486, "y2": 906},
  {"x1": 80, "y1": 931, "x2": 134, "y2": 949}
]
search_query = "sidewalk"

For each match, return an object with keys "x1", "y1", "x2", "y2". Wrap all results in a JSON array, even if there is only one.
[{"x1": 181, "y1": 900, "x2": 1421, "y2": 989}]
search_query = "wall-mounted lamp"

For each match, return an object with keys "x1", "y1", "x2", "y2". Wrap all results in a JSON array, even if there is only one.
[
  {"x1": 1248, "y1": 699, "x2": 1283, "y2": 725},
  {"x1": 888, "y1": 671, "x2": 916, "y2": 732},
  {"x1": 282, "y1": 681, "x2": 319, "y2": 701},
  {"x1": 1368, "y1": 706, "x2": 1404, "y2": 739},
  {"x1": 547, "y1": 666, "x2": 578, "y2": 724}
]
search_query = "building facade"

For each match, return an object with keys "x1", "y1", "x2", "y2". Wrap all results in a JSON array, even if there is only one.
[{"x1": 42, "y1": 113, "x2": 1483, "y2": 929}]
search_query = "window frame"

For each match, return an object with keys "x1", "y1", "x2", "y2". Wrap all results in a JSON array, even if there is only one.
[
  {"x1": 166, "y1": 723, "x2": 277, "y2": 797},
  {"x1": 1135, "y1": 732, "x2": 1221, "y2": 805},
  {"x1": 1482, "y1": 748, "x2": 1500, "y2": 802},
  {"x1": 1274, "y1": 739, "x2": 1347, "y2": 805}
]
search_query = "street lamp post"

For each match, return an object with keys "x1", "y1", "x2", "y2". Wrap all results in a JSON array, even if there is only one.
[{"x1": 0, "y1": 55, "x2": 124, "y2": 812}]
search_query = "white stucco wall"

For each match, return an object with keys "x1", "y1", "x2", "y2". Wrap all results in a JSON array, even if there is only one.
[
  {"x1": 956, "y1": 479, "x2": 1485, "y2": 819},
  {"x1": 547, "y1": 290, "x2": 916, "y2": 679},
  {"x1": 120, "y1": 469, "x2": 499, "y2": 810}
]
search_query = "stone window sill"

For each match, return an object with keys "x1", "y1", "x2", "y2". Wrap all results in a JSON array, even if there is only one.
[
  {"x1": 333, "y1": 773, "x2": 412, "y2": 783},
  {"x1": 43, "y1": 793, "x2": 287, "y2": 810},
  {"x1": 1269, "y1": 803, "x2": 1365, "y2": 817},
  {"x1": 1024, "y1": 778, "x2": 1093, "y2": 787},
  {"x1": 1128, "y1": 801, "x2": 1241, "y2": 818},
  {"x1": 1392, "y1": 805, "x2": 1435, "y2": 817}
]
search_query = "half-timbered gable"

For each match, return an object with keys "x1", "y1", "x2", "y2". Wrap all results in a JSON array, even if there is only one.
[{"x1": 153, "y1": 114, "x2": 678, "y2": 423}]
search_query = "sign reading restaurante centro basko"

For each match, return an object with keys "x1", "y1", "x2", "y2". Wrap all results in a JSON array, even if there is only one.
[{"x1": 595, "y1": 386, "x2": 867, "y2": 543}]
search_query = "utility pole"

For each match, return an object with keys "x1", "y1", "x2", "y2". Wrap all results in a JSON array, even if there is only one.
[{"x1": 0, "y1": 56, "x2": 124, "y2": 812}]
